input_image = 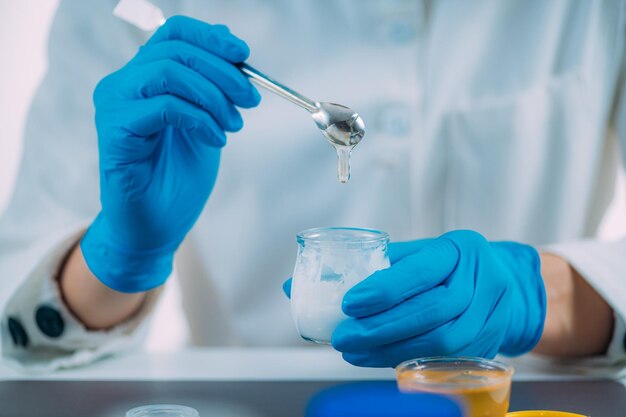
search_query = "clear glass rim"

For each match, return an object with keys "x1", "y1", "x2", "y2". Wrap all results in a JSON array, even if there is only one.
[
  {"x1": 126, "y1": 404, "x2": 199, "y2": 417},
  {"x1": 395, "y1": 356, "x2": 514, "y2": 389},
  {"x1": 296, "y1": 227, "x2": 389, "y2": 246}
]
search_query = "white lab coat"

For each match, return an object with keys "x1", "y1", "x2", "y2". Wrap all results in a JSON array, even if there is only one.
[{"x1": 1, "y1": 0, "x2": 626, "y2": 372}]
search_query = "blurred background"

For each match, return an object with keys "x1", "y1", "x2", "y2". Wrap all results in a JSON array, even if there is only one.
[
  {"x1": 2, "y1": 2, "x2": 625, "y2": 352},
  {"x1": 0, "y1": 1, "x2": 188, "y2": 352}
]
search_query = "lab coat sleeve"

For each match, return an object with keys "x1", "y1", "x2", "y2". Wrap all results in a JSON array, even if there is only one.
[
  {"x1": 539, "y1": 51, "x2": 626, "y2": 368},
  {"x1": 542, "y1": 240, "x2": 626, "y2": 368},
  {"x1": 0, "y1": 0, "x2": 164, "y2": 372},
  {"x1": 0, "y1": 227, "x2": 162, "y2": 374},
  {"x1": 0, "y1": 193, "x2": 164, "y2": 374}
]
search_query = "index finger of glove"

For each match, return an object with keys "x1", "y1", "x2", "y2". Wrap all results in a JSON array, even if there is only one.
[
  {"x1": 342, "y1": 238, "x2": 460, "y2": 317},
  {"x1": 147, "y1": 16, "x2": 249, "y2": 63},
  {"x1": 388, "y1": 239, "x2": 434, "y2": 264},
  {"x1": 132, "y1": 40, "x2": 260, "y2": 109},
  {"x1": 283, "y1": 278, "x2": 292, "y2": 299},
  {"x1": 332, "y1": 285, "x2": 464, "y2": 352}
]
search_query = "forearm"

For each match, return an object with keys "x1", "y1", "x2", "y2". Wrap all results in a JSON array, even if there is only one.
[
  {"x1": 58, "y1": 242, "x2": 147, "y2": 330},
  {"x1": 533, "y1": 253, "x2": 614, "y2": 357}
]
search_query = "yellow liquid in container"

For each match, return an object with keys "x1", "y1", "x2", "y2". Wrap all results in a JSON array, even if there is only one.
[{"x1": 396, "y1": 357, "x2": 514, "y2": 417}]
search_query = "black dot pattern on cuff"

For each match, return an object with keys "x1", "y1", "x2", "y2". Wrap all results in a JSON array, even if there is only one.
[
  {"x1": 35, "y1": 305, "x2": 65, "y2": 338},
  {"x1": 7, "y1": 317, "x2": 29, "y2": 347}
]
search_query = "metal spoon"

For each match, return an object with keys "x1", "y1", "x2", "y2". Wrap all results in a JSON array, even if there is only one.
[
  {"x1": 239, "y1": 63, "x2": 365, "y2": 183},
  {"x1": 111, "y1": 2, "x2": 364, "y2": 181}
]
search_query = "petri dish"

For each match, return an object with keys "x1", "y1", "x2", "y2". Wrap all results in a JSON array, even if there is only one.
[
  {"x1": 396, "y1": 356, "x2": 514, "y2": 417},
  {"x1": 126, "y1": 404, "x2": 200, "y2": 417}
]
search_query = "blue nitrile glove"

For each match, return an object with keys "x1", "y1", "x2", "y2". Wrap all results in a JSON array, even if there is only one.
[
  {"x1": 332, "y1": 230, "x2": 546, "y2": 367},
  {"x1": 81, "y1": 16, "x2": 260, "y2": 293}
]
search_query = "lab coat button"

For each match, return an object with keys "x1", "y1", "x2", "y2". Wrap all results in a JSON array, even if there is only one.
[
  {"x1": 376, "y1": 105, "x2": 412, "y2": 137},
  {"x1": 7, "y1": 317, "x2": 29, "y2": 347},
  {"x1": 381, "y1": 19, "x2": 418, "y2": 43},
  {"x1": 35, "y1": 305, "x2": 64, "y2": 338}
]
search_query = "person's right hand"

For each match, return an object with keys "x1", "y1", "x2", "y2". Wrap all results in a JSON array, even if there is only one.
[{"x1": 81, "y1": 16, "x2": 260, "y2": 293}]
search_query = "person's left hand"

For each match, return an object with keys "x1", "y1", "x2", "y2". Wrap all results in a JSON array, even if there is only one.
[{"x1": 330, "y1": 230, "x2": 546, "y2": 367}]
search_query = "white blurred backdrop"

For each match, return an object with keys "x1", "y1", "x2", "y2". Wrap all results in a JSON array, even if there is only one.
[
  {"x1": 0, "y1": 2, "x2": 188, "y2": 352},
  {"x1": 1, "y1": 2, "x2": 625, "y2": 352}
]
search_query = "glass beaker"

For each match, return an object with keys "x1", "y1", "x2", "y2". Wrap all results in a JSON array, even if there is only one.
[
  {"x1": 291, "y1": 227, "x2": 390, "y2": 345},
  {"x1": 126, "y1": 404, "x2": 199, "y2": 417},
  {"x1": 396, "y1": 357, "x2": 514, "y2": 417}
]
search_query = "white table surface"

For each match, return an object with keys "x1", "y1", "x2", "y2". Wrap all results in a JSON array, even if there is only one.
[{"x1": 2, "y1": 348, "x2": 625, "y2": 383}]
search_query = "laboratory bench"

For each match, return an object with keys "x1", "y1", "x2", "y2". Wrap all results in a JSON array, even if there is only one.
[{"x1": 0, "y1": 348, "x2": 624, "y2": 416}]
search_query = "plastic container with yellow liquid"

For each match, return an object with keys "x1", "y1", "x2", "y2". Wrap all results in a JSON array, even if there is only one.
[{"x1": 396, "y1": 357, "x2": 514, "y2": 417}]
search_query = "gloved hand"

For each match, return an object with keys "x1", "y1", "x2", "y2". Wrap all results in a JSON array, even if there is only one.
[
  {"x1": 331, "y1": 230, "x2": 546, "y2": 367},
  {"x1": 81, "y1": 16, "x2": 260, "y2": 293}
]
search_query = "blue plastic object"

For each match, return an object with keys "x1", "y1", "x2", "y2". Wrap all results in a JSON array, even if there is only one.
[
  {"x1": 81, "y1": 16, "x2": 260, "y2": 292},
  {"x1": 332, "y1": 230, "x2": 546, "y2": 367},
  {"x1": 306, "y1": 382, "x2": 463, "y2": 417}
]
